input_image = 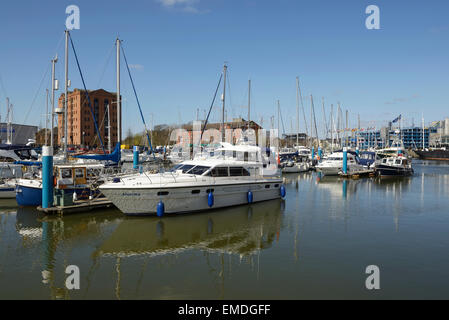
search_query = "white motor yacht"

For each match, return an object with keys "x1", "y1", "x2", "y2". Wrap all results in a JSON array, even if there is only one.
[{"x1": 100, "y1": 143, "x2": 284, "y2": 216}]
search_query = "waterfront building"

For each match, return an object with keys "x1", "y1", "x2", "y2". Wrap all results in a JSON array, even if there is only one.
[
  {"x1": 57, "y1": 89, "x2": 120, "y2": 148},
  {"x1": 357, "y1": 126, "x2": 437, "y2": 149}
]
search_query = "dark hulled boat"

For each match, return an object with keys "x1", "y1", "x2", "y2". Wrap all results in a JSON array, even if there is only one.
[
  {"x1": 375, "y1": 156, "x2": 414, "y2": 177},
  {"x1": 414, "y1": 149, "x2": 449, "y2": 161}
]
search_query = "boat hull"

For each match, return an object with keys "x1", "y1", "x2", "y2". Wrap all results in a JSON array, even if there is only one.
[
  {"x1": 100, "y1": 181, "x2": 283, "y2": 216},
  {"x1": 414, "y1": 150, "x2": 449, "y2": 161},
  {"x1": 15, "y1": 183, "x2": 95, "y2": 207},
  {"x1": 316, "y1": 166, "x2": 341, "y2": 176},
  {"x1": 0, "y1": 186, "x2": 16, "y2": 199},
  {"x1": 15, "y1": 184, "x2": 42, "y2": 206},
  {"x1": 375, "y1": 164, "x2": 414, "y2": 177},
  {"x1": 282, "y1": 163, "x2": 309, "y2": 173}
]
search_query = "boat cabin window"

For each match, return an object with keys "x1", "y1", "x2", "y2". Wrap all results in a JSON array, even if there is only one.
[
  {"x1": 395, "y1": 159, "x2": 402, "y2": 165},
  {"x1": 229, "y1": 167, "x2": 251, "y2": 177},
  {"x1": 209, "y1": 167, "x2": 229, "y2": 177},
  {"x1": 61, "y1": 168, "x2": 72, "y2": 179},
  {"x1": 75, "y1": 168, "x2": 85, "y2": 178},
  {"x1": 87, "y1": 168, "x2": 102, "y2": 177},
  {"x1": 382, "y1": 159, "x2": 387, "y2": 164},
  {"x1": 186, "y1": 166, "x2": 211, "y2": 175}
]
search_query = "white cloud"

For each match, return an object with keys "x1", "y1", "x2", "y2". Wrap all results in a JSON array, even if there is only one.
[{"x1": 156, "y1": 0, "x2": 205, "y2": 14}]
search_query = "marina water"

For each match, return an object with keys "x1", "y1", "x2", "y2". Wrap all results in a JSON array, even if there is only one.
[{"x1": 0, "y1": 160, "x2": 448, "y2": 299}]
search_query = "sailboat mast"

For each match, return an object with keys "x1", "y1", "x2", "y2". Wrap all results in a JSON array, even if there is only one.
[
  {"x1": 297, "y1": 77, "x2": 308, "y2": 142},
  {"x1": 322, "y1": 97, "x2": 326, "y2": 140},
  {"x1": 345, "y1": 109, "x2": 348, "y2": 148},
  {"x1": 248, "y1": 79, "x2": 251, "y2": 130},
  {"x1": 50, "y1": 55, "x2": 57, "y2": 149},
  {"x1": 277, "y1": 100, "x2": 280, "y2": 143},
  {"x1": 422, "y1": 113, "x2": 425, "y2": 150},
  {"x1": 310, "y1": 96, "x2": 313, "y2": 148},
  {"x1": 337, "y1": 103, "x2": 341, "y2": 148},
  {"x1": 107, "y1": 104, "x2": 112, "y2": 153},
  {"x1": 295, "y1": 77, "x2": 300, "y2": 146},
  {"x1": 311, "y1": 95, "x2": 319, "y2": 147},
  {"x1": 6, "y1": 97, "x2": 9, "y2": 144},
  {"x1": 45, "y1": 89, "x2": 49, "y2": 146},
  {"x1": 116, "y1": 38, "x2": 121, "y2": 146},
  {"x1": 221, "y1": 64, "x2": 227, "y2": 142},
  {"x1": 331, "y1": 104, "x2": 334, "y2": 152},
  {"x1": 64, "y1": 29, "x2": 69, "y2": 161}
]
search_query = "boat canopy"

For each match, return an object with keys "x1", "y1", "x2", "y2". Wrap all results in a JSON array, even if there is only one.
[{"x1": 73, "y1": 143, "x2": 121, "y2": 163}]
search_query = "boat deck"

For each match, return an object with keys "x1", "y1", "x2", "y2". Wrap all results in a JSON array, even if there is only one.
[
  {"x1": 339, "y1": 169, "x2": 376, "y2": 179},
  {"x1": 37, "y1": 199, "x2": 115, "y2": 215}
]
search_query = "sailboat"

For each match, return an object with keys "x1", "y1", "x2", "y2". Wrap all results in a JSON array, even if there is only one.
[{"x1": 15, "y1": 31, "x2": 121, "y2": 206}]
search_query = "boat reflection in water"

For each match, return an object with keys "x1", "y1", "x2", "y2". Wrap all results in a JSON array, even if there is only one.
[
  {"x1": 13, "y1": 199, "x2": 283, "y2": 299},
  {"x1": 95, "y1": 199, "x2": 283, "y2": 259}
]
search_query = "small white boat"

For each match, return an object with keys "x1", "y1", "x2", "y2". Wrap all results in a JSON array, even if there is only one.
[
  {"x1": 281, "y1": 160, "x2": 309, "y2": 173},
  {"x1": 0, "y1": 181, "x2": 16, "y2": 198},
  {"x1": 316, "y1": 151, "x2": 365, "y2": 176}
]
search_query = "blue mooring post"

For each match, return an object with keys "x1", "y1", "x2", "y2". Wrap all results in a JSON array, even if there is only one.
[
  {"x1": 356, "y1": 148, "x2": 360, "y2": 157},
  {"x1": 343, "y1": 147, "x2": 348, "y2": 174},
  {"x1": 311, "y1": 147, "x2": 315, "y2": 160},
  {"x1": 133, "y1": 146, "x2": 139, "y2": 170},
  {"x1": 318, "y1": 147, "x2": 322, "y2": 160},
  {"x1": 42, "y1": 146, "x2": 53, "y2": 209}
]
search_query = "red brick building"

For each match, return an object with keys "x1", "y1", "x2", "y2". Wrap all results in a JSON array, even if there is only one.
[{"x1": 57, "y1": 89, "x2": 120, "y2": 148}]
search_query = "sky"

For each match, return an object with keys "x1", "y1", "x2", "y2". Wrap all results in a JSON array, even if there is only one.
[{"x1": 0, "y1": 0, "x2": 448, "y2": 137}]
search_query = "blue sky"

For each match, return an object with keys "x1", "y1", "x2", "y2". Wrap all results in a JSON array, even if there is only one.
[{"x1": 0, "y1": 0, "x2": 448, "y2": 136}]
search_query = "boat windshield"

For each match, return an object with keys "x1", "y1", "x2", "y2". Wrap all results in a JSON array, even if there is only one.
[
  {"x1": 328, "y1": 157, "x2": 343, "y2": 161},
  {"x1": 169, "y1": 164, "x2": 195, "y2": 173},
  {"x1": 185, "y1": 166, "x2": 211, "y2": 175}
]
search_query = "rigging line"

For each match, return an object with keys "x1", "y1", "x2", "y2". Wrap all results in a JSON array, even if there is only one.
[
  {"x1": 120, "y1": 45, "x2": 155, "y2": 159},
  {"x1": 19, "y1": 61, "x2": 52, "y2": 133},
  {"x1": 96, "y1": 43, "x2": 115, "y2": 88},
  {"x1": 89, "y1": 100, "x2": 108, "y2": 147},
  {"x1": 199, "y1": 73, "x2": 223, "y2": 145},
  {"x1": 69, "y1": 33, "x2": 106, "y2": 153}
]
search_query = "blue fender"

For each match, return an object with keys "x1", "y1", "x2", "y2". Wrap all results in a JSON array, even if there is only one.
[
  {"x1": 157, "y1": 200, "x2": 165, "y2": 217},
  {"x1": 280, "y1": 185, "x2": 286, "y2": 198},
  {"x1": 247, "y1": 190, "x2": 253, "y2": 204},
  {"x1": 208, "y1": 192, "x2": 214, "y2": 207}
]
